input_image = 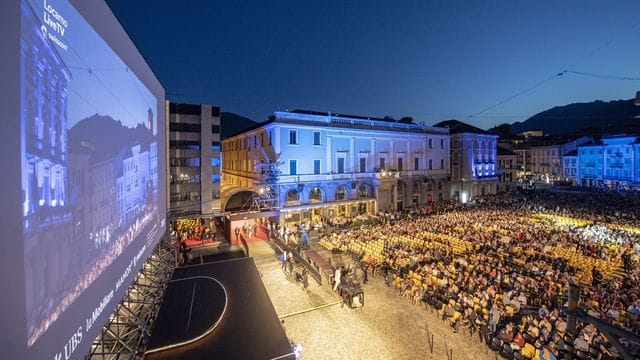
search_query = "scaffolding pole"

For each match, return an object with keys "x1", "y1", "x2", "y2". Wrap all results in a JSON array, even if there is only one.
[{"x1": 86, "y1": 234, "x2": 176, "y2": 359}]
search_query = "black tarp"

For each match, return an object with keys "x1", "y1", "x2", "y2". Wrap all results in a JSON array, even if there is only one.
[{"x1": 146, "y1": 257, "x2": 294, "y2": 360}]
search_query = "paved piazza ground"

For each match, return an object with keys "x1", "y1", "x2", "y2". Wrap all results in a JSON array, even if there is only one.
[{"x1": 249, "y1": 241, "x2": 497, "y2": 360}]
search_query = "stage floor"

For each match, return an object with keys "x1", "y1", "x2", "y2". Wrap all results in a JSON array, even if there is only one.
[{"x1": 146, "y1": 257, "x2": 294, "y2": 360}]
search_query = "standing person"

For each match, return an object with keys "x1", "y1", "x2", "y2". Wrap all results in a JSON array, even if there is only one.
[
  {"x1": 333, "y1": 267, "x2": 341, "y2": 292},
  {"x1": 287, "y1": 253, "x2": 294, "y2": 274},
  {"x1": 490, "y1": 303, "x2": 501, "y2": 335},
  {"x1": 179, "y1": 238, "x2": 191, "y2": 265},
  {"x1": 362, "y1": 262, "x2": 368, "y2": 284},
  {"x1": 302, "y1": 268, "x2": 309, "y2": 292},
  {"x1": 280, "y1": 251, "x2": 287, "y2": 271}
]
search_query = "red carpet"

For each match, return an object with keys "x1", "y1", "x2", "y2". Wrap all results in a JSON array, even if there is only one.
[{"x1": 233, "y1": 224, "x2": 269, "y2": 246}]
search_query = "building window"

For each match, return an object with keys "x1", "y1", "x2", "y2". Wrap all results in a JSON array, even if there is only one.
[
  {"x1": 429, "y1": 159, "x2": 432, "y2": 170},
  {"x1": 212, "y1": 174, "x2": 220, "y2": 183},
  {"x1": 289, "y1": 130, "x2": 297, "y2": 145},
  {"x1": 360, "y1": 158, "x2": 366, "y2": 173},
  {"x1": 211, "y1": 158, "x2": 220, "y2": 167},
  {"x1": 337, "y1": 157, "x2": 345, "y2": 174},
  {"x1": 440, "y1": 139, "x2": 444, "y2": 149},
  {"x1": 260, "y1": 133, "x2": 264, "y2": 146},
  {"x1": 289, "y1": 160, "x2": 297, "y2": 175},
  {"x1": 398, "y1": 157, "x2": 403, "y2": 172},
  {"x1": 286, "y1": 189, "x2": 299, "y2": 205},
  {"x1": 269, "y1": 131, "x2": 272, "y2": 146},
  {"x1": 414, "y1": 158, "x2": 419, "y2": 171},
  {"x1": 428, "y1": 139, "x2": 433, "y2": 149},
  {"x1": 309, "y1": 187, "x2": 322, "y2": 203},
  {"x1": 313, "y1": 131, "x2": 321, "y2": 146},
  {"x1": 379, "y1": 157, "x2": 385, "y2": 170},
  {"x1": 313, "y1": 159, "x2": 321, "y2": 175},
  {"x1": 358, "y1": 184, "x2": 370, "y2": 198},
  {"x1": 440, "y1": 159, "x2": 444, "y2": 170},
  {"x1": 336, "y1": 185, "x2": 347, "y2": 201}
]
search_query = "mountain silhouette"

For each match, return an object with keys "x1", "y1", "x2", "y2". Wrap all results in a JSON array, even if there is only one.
[
  {"x1": 221, "y1": 112, "x2": 260, "y2": 138},
  {"x1": 510, "y1": 99, "x2": 640, "y2": 135},
  {"x1": 69, "y1": 114, "x2": 154, "y2": 159}
]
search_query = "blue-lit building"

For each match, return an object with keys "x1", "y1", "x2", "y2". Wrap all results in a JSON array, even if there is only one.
[
  {"x1": 433, "y1": 120, "x2": 499, "y2": 202},
  {"x1": 561, "y1": 149, "x2": 579, "y2": 185},
  {"x1": 529, "y1": 136, "x2": 591, "y2": 183},
  {"x1": 574, "y1": 135, "x2": 640, "y2": 190},
  {"x1": 20, "y1": 0, "x2": 74, "y2": 333},
  {"x1": 222, "y1": 110, "x2": 450, "y2": 222}
]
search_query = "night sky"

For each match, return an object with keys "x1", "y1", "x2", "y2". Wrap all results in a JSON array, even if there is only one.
[{"x1": 105, "y1": 0, "x2": 640, "y2": 129}]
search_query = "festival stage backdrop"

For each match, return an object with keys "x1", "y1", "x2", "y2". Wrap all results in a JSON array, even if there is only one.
[{"x1": 0, "y1": 0, "x2": 166, "y2": 359}]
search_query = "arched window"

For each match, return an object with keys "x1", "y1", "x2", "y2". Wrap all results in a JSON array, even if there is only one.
[
  {"x1": 309, "y1": 187, "x2": 323, "y2": 203},
  {"x1": 285, "y1": 189, "x2": 299, "y2": 205},
  {"x1": 357, "y1": 184, "x2": 371, "y2": 198},
  {"x1": 426, "y1": 180, "x2": 434, "y2": 192},
  {"x1": 412, "y1": 181, "x2": 421, "y2": 195},
  {"x1": 336, "y1": 185, "x2": 347, "y2": 201},
  {"x1": 397, "y1": 181, "x2": 406, "y2": 196}
]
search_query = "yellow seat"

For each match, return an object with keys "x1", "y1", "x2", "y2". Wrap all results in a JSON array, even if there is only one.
[{"x1": 452, "y1": 311, "x2": 462, "y2": 322}]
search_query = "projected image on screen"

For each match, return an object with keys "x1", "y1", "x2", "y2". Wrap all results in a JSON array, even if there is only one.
[{"x1": 20, "y1": 0, "x2": 160, "y2": 345}]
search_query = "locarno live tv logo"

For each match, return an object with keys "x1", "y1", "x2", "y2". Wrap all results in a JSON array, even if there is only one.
[{"x1": 40, "y1": 0, "x2": 69, "y2": 51}]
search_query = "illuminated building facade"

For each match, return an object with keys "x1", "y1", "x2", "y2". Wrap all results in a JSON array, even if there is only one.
[
  {"x1": 20, "y1": 0, "x2": 75, "y2": 332},
  {"x1": 117, "y1": 144, "x2": 151, "y2": 224},
  {"x1": 529, "y1": 136, "x2": 591, "y2": 182},
  {"x1": 497, "y1": 146, "x2": 517, "y2": 192},
  {"x1": 561, "y1": 149, "x2": 579, "y2": 185},
  {"x1": 576, "y1": 135, "x2": 640, "y2": 190},
  {"x1": 434, "y1": 120, "x2": 498, "y2": 202},
  {"x1": 222, "y1": 110, "x2": 450, "y2": 222},
  {"x1": 168, "y1": 102, "x2": 222, "y2": 217}
]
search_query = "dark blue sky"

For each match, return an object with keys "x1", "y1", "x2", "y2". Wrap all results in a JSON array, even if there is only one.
[{"x1": 106, "y1": 0, "x2": 640, "y2": 129}]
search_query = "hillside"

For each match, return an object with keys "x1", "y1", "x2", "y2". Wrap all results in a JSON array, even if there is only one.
[
  {"x1": 69, "y1": 114, "x2": 154, "y2": 159},
  {"x1": 221, "y1": 112, "x2": 260, "y2": 138},
  {"x1": 510, "y1": 99, "x2": 640, "y2": 135}
]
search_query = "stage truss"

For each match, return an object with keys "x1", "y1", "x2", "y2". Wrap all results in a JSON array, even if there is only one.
[{"x1": 86, "y1": 234, "x2": 176, "y2": 359}]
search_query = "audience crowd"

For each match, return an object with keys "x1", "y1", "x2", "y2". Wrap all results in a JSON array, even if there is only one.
[{"x1": 318, "y1": 190, "x2": 640, "y2": 359}]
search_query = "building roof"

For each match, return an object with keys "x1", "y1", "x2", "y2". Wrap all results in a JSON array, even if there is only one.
[
  {"x1": 563, "y1": 149, "x2": 579, "y2": 157},
  {"x1": 526, "y1": 135, "x2": 589, "y2": 148},
  {"x1": 168, "y1": 102, "x2": 220, "y2": 117},
  {"x1": 497, "y1": 146, "x2": 516, "y2": 156},
  {"x1": 290, "y1": 109, "x2": 391, "y2": 122},
  {"x1": 432, "y1": 120, "x2": 492, "y2": 135},
  {"x1": 579, "y1": 139, "x2": 604, "y2": 147},
  {"x1": 223, "y1": 109, "x2": 448, "y2": 140}
]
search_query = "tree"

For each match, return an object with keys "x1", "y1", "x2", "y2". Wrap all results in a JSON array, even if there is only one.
[{"x1": 489, "y1": 123, "x2": 513, "y2": 138}]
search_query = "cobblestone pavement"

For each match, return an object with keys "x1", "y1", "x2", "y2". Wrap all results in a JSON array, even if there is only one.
[{"x1": 250, "y1": 241, "x2": 497, "y2": 360}]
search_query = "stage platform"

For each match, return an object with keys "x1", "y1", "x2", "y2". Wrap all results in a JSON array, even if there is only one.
[{"x1": 145, "y1": 257, "x2": 294, "y2": 360}]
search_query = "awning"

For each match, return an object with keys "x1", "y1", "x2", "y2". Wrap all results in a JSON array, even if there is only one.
[{"x1": 281, "y1": 198, "x2": 375, "y2": 212}]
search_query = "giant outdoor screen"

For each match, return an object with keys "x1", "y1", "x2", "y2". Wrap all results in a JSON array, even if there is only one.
[{"x1": 0, "y1": 0, "x2": 167, "y2": 359}]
